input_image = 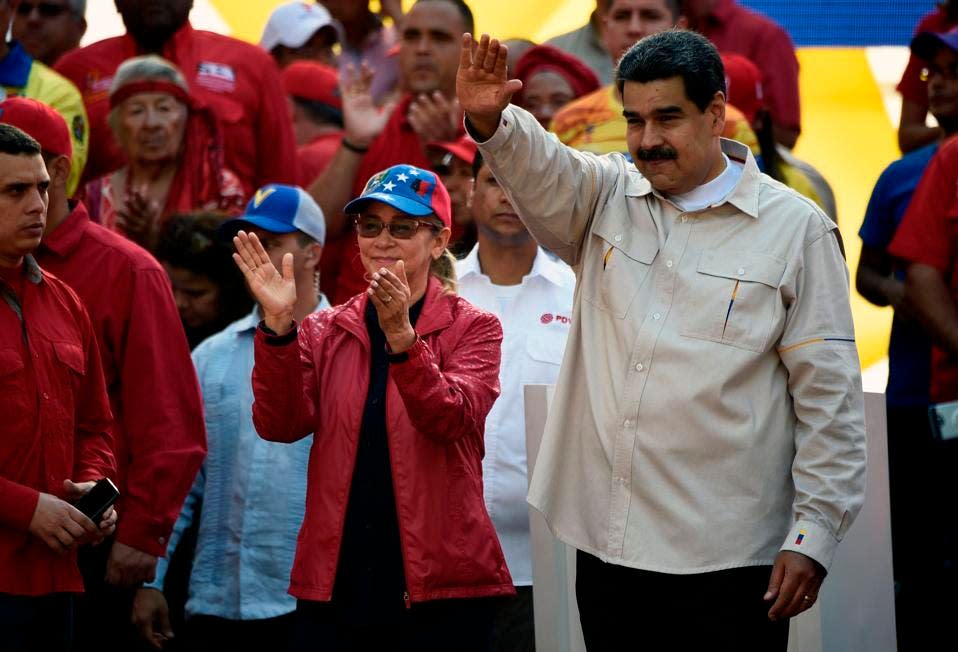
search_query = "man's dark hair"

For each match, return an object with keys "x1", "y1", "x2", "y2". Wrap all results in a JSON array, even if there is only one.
[
  {"x1": 616, "y1": 29, "x2": 725, "y2": 113},
  {"x1": 0, "y1": 124, "x2": 42, "y2": 157},
  {"x1": 472, "y1": 148, "x2": 485, "y2": 179},
  {"x1": 415, "y1": 0, "x2": 475, "y2": 34},
  {"x1": 292, "y1": 97, "x2": 344, "y2": 128},
  {"x1": 600, "y1": 0, "x2": 682, "y2": 19}
]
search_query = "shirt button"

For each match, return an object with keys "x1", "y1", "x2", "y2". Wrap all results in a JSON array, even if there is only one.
[
  {"x1": 737, "y1": 267, "x2": 745, "y2": 276},
  {"x1": 43, "y1": 392, "x2": 49, "y2": 400},
  {"x1": 666, "y1": 260, "x2": 673, "y2": 268},
  {"x1": 614, "y1": 234, "x2": 623, "y2": 242},
  {"x1": 635, "y1": 363, "x2": 644, "y2": 372},
  {"x1": 653, "y1": 313, "x2": 661, "y2": 320},
  {"x1": 158, "y1": 536, "x2": 166, "y2": 545},
  {"x1": 624, "y1": 419, "x2": 633, "y2": 428}
]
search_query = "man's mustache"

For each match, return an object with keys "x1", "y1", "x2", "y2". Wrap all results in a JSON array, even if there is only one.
[{"x1": 636, "y1": 146, "x2": 678, "y2": 161}]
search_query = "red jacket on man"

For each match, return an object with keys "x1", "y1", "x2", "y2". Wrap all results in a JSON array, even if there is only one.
[
  {"x1": 55, "y1": 22, "x2": 297, "y2": 195},
  {"x1": 251, "y1": 277, "x2": 514, "y2": 603},
  {"x1": 36, "y1": 203, "x2": 206, "y2": 557}
]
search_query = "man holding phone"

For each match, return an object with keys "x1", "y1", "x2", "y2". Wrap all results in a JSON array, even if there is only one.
[{"x1": 0, "y1": 122, "x2": 116, "y2": 652}]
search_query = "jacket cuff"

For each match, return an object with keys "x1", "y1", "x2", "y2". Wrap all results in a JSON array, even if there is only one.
[
  {"x1": 467, "y1": 105, "x2": 518, "y2": 149},
  {"x1": 780, "y1": 519, "x2": 839, "y2": 570},
  {"x1": 114, "y1": 515, "x2": 171, "y2": 558},
  {"x1": 0, "y1": 482, "x2": 40, "y2": 532}
]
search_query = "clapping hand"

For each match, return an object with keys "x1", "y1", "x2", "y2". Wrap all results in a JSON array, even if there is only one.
[
  {"x1": 409, "y1": 91, "x2": 462, "y2": 145},
  {"x1": 342, "y1": 62, "x2": 398, "y2": 150},
  {"x1": 368, "y1": 260, "x2": 417, "y2": 353},
  {"x1": 232, "y1": 230, "x2": 296, "y2": 335},
  {"x1": 117, "y1": 183, "x2": 161, "y2": 250},
  {"x1": 456, "y1": 33, "x2": 523, "y2": 140}
]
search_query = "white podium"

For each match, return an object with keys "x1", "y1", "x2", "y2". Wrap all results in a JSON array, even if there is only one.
[{"x1": 523, "y1": 387, "x2": 896, "y2": 651}]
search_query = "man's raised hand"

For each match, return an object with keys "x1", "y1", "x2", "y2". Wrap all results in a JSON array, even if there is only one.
[{"x1": 456, "y1": 33, "x2": 523, "y2": 140}]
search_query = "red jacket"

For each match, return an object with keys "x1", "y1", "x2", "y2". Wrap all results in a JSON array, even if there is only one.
[
  {"x1": 55, "y1": 21, "x2": 297, "y2": 195},
  {"x1": 36, "y1": 203, "x2": 206, "y2": 557},
  {"x1": 0, "y1": 256, "x2": 116, "y2": 595},
  {"x1": 251, "y1": 277, "x2": 514, "y2": 603}
]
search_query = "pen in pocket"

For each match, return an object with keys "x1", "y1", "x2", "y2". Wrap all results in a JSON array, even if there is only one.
[
  {"x1": 722, "y1": 280, "x2": 740, "y2": 337},
  {"x1": 603, "y1": 245, "x2": 614, "y2": 270}
]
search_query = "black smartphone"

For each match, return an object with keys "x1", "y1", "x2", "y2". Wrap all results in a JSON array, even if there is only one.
[{"x1": 74, "y1": 478, "x2": 120, "y2": 523}]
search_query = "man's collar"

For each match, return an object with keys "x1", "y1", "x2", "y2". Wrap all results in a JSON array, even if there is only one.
[
  {"x1": 625, "y1": 138, "x2": 761, "y2": 218},
  {"x1": 40, "y1": 202, "x2": 90, "y2": 258},
  {"x1": 459, "y1": 243, "x2": 568, "y2": 287},
  {"x1": 122, "y1": 21, "x2": 194, "y2": 59},
  {"x1": 24, "y1": 255, "x2": 43, "y2": 285},
  {"x1": 0, "y1": 41, "x2": 34, "y2": 88}
]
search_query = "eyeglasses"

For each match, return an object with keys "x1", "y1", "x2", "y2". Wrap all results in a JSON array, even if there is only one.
[
  {"x1": 354, "y1": 216, "x2": 440, "y2": 239},
  {"x1": 16, "y1": 2, "x2": 72, "y2": 18}
]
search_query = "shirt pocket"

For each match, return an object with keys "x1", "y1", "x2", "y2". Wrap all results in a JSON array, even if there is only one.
[
  {"x1": 582, "y1": 224, "x2": 658, "y2": 319},
  {"x1": 54, "y1": 341, "x2": 86, "y2": 376},
  {"x1": 680, "y1": 250, "x2": 786, "y2": 352},
  {"x1": 521, "y1": 331, "x2": 567, "y2": 384}
]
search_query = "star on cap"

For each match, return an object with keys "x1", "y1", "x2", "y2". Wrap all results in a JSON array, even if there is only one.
[
  {"x1": 406, "y1": 167, "x2": 420, "y2": 176},
  {"x1": 396, "y1": 173, "x2": 409, "y2": 182},
  {"x1": 383, "y1": 181, "x2": 396, "y2": 191}
]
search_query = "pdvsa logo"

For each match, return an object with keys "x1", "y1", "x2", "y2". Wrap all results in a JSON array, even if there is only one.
[{"x1": 540, "y1": 313, "x2": 571, "y2": 325}]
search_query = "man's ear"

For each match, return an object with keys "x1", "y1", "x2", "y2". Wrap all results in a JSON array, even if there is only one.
[
  {"x1": 305, "y1": 243, "x2": 323, "y2": 269},
  {"x1": 709, "y1": 90, "x2": 727, "y2": 136},
  {"x1": 50, "y1": 155, "x2": 72, "y2": 188}
]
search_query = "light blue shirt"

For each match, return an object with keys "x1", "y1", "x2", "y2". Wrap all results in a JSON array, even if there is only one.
[{"x1": 150, "y1": 298, "x2": 328, "y2": 620}]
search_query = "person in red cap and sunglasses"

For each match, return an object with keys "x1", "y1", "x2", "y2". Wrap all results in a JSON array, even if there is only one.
[
  {"x1": 0, "y1": 95, "x2": 207, "y2": 652},
  {"x1": 233, "y1": 164, "x2": 513, "y2": 651}
]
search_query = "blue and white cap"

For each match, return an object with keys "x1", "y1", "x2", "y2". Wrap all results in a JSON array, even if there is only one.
[{"x1": 221, "y1": 184, "x2": 326, "y2": 245}]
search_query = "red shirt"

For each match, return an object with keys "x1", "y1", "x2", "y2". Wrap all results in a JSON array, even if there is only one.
[
  {"x1": 889, "y1": 136, "x2": 958, "y2": 402},
  {"x1": 897, "y1": 7, "x2": 958, "y2": 108},
  {"x1": 695, "y1": 0, "x2": 801, "y2": 132},
  {"x1": 55, "y1": 22, "x2": 297, "y2": 196},
  {"x1": 0, "y1": 255, "x2": 116, "y2": 596},
  {"x1": 325, "y1": 95, "x2": 463, "y2": 305},
  {"x1": 36, "y1": 203, "x2": 206, "y2": 556}
]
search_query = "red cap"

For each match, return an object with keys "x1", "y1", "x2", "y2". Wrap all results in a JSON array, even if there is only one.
[
  {"x1": 0, "y1": 97, "x2": 72, "y2": 159},
  {"x1": 721, "y1": 53, "x2": 764, "y2": 124},
  {"x1": 427, "y1": 135, "x2": 477, "y2": 165},
  {"x1": 281, "y1": 61, "x2": 342, "y2": 110}
]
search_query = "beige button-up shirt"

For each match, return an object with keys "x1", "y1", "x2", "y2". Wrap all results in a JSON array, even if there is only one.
[{"x1": 474, "y1": 105, "x2": 866, "y2": 573}]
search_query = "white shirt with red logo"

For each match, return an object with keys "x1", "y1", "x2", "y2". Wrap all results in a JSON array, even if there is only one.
[{"x1": 456, "y1": 245, "x2": 575, "y2": 586}]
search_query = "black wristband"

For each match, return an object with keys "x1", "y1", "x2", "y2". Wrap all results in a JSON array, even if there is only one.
[
  {"x1": 259, "y1": 320, "x2": 298, "y2": 346},
  {"x1": 341, "y1": 138, "x2": 369, "y2": 154}
]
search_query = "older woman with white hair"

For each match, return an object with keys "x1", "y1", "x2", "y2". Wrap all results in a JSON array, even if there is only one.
[{"x1": 85, "y1": 55, "x2": 245, "y2": 251}]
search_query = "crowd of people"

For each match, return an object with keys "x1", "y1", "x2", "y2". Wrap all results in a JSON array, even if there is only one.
[{"x1": 0, "y1": 0, "x2": 949, "y2": 650}]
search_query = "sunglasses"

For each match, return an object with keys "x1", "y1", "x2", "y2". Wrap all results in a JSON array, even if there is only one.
[
  {"x1": 921, "y1": 63, "x2": 958, "y2": 82},
  {"x1": 16, "y1": 2, "x2": 72, "y2": 18},
  {"x1": 354, "y1": 216, "x2": 440, "y2": 239}
]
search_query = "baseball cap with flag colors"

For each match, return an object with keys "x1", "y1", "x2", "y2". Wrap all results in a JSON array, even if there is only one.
[
  {"x1": 221, "y1": 184, "x2": 326, "y2": 245},
  {"x1": 344, "y1": 165, "x2": 452, "y2": 228}
]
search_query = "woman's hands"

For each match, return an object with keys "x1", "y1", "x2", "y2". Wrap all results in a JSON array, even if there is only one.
[
  {"x1": 368, "y1": 260, "x2": 417, "y2": 354},
  {"x1": 117, "y1": 183, "x2": 162, "y2": 250},
  {"x1": 232, "y1": 230, "x2": 296, "y2": 335}
]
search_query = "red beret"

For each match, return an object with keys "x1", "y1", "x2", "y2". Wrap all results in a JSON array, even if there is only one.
[{"x1": 513, "y1": 45, "x2": 601, "y2": 105}]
